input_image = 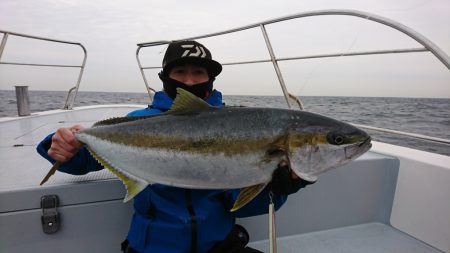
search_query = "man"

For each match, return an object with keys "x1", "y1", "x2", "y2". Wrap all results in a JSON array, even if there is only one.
[{"x1": 37, "y1": 40, "x2": 311, "y2": 253}]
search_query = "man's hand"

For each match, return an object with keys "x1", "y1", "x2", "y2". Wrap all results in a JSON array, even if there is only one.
[
  {"x1": 270, "y1": 161, "x2": 314, "y2": 195},
  {"x1": 48, "y1": 125, "x2": 84, "y2": 162}
]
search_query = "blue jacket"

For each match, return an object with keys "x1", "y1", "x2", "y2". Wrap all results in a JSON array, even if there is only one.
[{"x1": 37, "y1": 90, "x2": 287, "y2": 253}]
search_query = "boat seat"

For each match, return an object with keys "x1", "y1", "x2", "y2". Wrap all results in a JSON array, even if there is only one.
[{"x1": 248, "y1": 222, "x2": 442, "y2": 253}]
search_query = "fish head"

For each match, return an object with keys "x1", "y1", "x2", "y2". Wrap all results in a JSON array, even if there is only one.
[{"x1": 286, "y1": 111, "x2": 371, "y2": 182}]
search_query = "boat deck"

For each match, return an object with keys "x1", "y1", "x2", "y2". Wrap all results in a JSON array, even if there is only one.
[
  {"x1": 0, "y1": 105, "x2": 144, "y2": 192},
  {"x1": 249, "y1": 222, "x2": 442, "y2": 253}
]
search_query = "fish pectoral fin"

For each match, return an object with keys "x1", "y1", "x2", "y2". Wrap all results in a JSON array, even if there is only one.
[
  {"x1": 87, "y1": 148, "x2": 148, "y2": 202},
  {"x1": 265, "y1": 146, "x2": 286, "y2": 158},
  {"x1": 231, "y1": 183, "x2": 267, "y2": 212},
  {"x1": 260, "y1": 134, "x2": 290, "y2": 164},
  {"x1": 167, "y1": 88, "x2": 215, "y2": 114},
  {"x1": 270, "y1": 133, "x2": 292, "y2": 155},
  {"x1": 260, "y1": 147, "x2": 286, "y2": 165}
]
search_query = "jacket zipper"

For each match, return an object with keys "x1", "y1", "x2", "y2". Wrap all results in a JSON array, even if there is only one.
[{"x1": 185, "y1": 189, "x2": 197, "y2": 253}]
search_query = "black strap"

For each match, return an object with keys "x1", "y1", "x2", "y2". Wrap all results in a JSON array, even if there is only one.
[
  {"x1": 185, "y1": 189, "x2": 198, "y2": 253},
  {"x1": 208, "y1": 224, "x2": 262, "y2": 253},
  {"x1": 121, "y1": 240, "x2": 138, "y2": 253},
  {"x1": 121, "y1": 225, "x2": 261, "y2": 253}
]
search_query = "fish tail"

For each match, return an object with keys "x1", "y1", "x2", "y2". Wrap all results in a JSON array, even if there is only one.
[{"x1": 39, "y1": 161, "x2": 61, "y2": 185}]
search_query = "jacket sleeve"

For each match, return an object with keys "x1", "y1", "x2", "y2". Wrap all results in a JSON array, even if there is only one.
[
  {"x1": 36, "y1": 108, "x2": 162, "y2": 175},
  {"x1": 36, "y1": 133, "x2": 103, "y2": 175},
  {"x1": 227, "y1": 187, "x2": 287, "y2": 218}
]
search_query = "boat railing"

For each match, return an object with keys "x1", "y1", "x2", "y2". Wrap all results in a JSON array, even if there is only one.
[
  {"x1": 136, "y1": 9, "x2": 450, "y2": 146},
  {"x1": 0, "y1": 30, "x2": 87, "y2": 110}
]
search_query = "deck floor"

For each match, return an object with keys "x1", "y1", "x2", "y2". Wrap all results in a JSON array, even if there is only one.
[{"x1": 249, "y1": 223, "x2": 442, "y2": 253}]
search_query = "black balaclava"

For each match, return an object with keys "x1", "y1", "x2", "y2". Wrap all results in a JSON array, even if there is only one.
[{"x1": 159, "y1": 71, "x2": 214, "y2": 100}]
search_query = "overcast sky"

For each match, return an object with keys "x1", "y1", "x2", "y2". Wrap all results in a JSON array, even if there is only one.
[{"x1": 0, "y1": 0, "x2": 449, "y2": 97}]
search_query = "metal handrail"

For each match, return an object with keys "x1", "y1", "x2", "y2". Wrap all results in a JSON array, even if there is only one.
[
  {"x1": 0, "y1": 30, "x2": 87, "y2": 109},
  {"x1": 136, "y1": 9, "x2": 450, "y2": 145},
  {"x1": 135, "y1": 46, "x2": 157, "y2": 99},
  {"x1": 353, "y1": 124, "x2": 450, "y2": 146},
  {"x1": 140, "y1": 48, "x2": 428, "y2": 69},
  {"x1": 136, "y1": 9, "x2": 449, "y2": 101}
]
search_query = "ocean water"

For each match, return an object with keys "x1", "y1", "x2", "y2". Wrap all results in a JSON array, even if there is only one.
[{"x1": 1, "y1": 90, "x2": 449, "y2": 156}]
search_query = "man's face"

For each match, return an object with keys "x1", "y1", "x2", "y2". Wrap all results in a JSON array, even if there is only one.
[{"x1": 169, "y1": 64, "x2": 209, "y2": 86}]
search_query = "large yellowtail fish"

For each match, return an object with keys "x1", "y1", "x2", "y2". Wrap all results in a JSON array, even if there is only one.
[{"x1": 40, "y1": 88, "x2": 371, "y2": 210}]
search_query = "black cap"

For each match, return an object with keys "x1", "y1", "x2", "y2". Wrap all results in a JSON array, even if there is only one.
[{"x1": 162, "y1": 40, "x2": 222, "y2": 77}]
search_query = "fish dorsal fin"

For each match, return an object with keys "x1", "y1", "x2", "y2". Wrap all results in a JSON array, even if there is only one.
[
  {"x1": 93, "y1": 115, "x2": 157, "y2": 127},
  {"x1": 167, "y1": 88, "x2": 212, "y2": 114}
]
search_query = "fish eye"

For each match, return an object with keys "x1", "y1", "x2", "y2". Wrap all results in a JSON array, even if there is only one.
[
  {"x1": 327, "y1": 132, "x2": 345, "y2": 145},
  {"x1": 334, "y1": 135, "x2": 344, "y2": 145}
]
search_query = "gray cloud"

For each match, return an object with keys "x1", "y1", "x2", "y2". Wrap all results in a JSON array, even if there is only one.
[{"x1": 1, "y1": 0, "x2": 449, "y2": 97}]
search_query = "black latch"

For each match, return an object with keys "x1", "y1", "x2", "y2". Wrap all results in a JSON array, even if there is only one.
[{"x1": 41, "y1": 195, "x2": 60, "y2": 234}]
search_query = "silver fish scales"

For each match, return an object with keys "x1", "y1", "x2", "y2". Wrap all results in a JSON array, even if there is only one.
[{"x1": 41, "y1": 89, "x2": 371, "y2": 210}]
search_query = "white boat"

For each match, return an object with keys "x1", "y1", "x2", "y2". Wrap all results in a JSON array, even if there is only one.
[{"x1": 1, "y1": 10, "x2": 449, "y2": 253}]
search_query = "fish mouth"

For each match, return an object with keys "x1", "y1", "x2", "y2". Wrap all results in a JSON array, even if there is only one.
[
  {"x1": 344, "y1": 137, "x2": 372, "y2": 159},
  {"x1": 359, "y1": 136, "x2": 372, "y2": 148}
]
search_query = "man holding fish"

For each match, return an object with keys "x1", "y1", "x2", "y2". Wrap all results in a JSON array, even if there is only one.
[{"x1": 37, "y1": 41, "x2": 327, "y2": 253}]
